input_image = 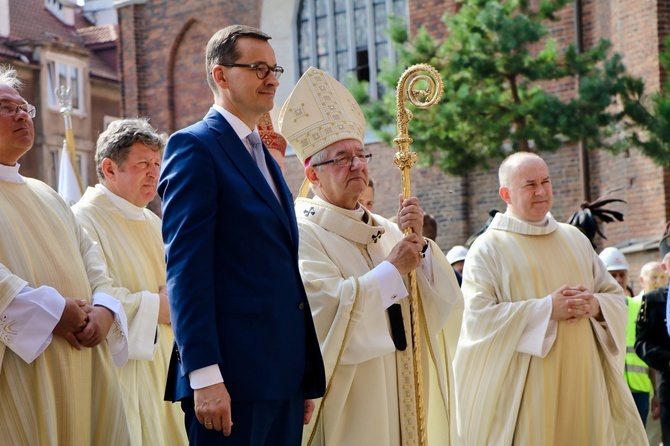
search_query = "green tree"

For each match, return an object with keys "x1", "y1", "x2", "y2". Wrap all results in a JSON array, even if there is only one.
[
  {"x1": 619, "y1": 36, "x2": 670, "y2": 169},
  {"x1": 352, "y1": 0, "x2": 636, "y2": 175}
]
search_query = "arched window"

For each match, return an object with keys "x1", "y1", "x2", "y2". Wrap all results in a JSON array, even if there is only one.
[{"x1": 297, "y1": 0, "x2": 407, "y2": 99}]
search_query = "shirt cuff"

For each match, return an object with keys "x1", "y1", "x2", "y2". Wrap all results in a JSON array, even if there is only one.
[
  {"x1": 372, "y1": 260, "x2": 409, "y2": 309},
  {"x1": 0, "y1": 286, "x2": 65, "y2": 363},
  {"x1": 189, "y1": 364, "x2": 224, "y2": 389},
  {"x1": 516, "y1": 294, "x2": 557, "y2": 357},
  {"x1": 93, "y1": 292, "x2": 129, "y2": 367},
  {"x1": 128, "y1": 291, "x2": 160, "y2": 361}
]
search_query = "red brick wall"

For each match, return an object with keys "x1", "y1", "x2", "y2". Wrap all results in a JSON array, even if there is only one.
[
  {"x1": 170, "y1": 19, "x2": 213, "y2": 131},
  {"x1": 660, "y1": 0, "x2": 670, "y2": 89},
  {"x1": 119, "y1": 0, "x2": 670, "y2": 260},
  {"x1": 408, "y1": 0, "x2": 459, "y2": 40},
  {"x1": 584, "y1": 0, "x2": 670, "y2": 267},
  {"x1": 117, "y1": 3, "x2": 144, "y2": 118},
  {"x1": 117, "y1": 0, "x2": 262, "y2": 132}
]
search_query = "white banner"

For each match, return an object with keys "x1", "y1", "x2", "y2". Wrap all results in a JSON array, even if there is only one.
[{"x1": 57, "y1": 141, "x2": 82, "y2": 206}]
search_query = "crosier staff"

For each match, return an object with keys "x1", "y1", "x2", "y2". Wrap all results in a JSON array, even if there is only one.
[
  {"x1": 56, "y1": 85, "x2": 84, "y2": 195},
  {"x1": 393, "y1": 64, "x2": 443, "y2": 446}
]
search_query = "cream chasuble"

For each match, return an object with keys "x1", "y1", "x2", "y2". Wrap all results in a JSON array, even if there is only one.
[
  {"x1": 454, "y1": 212, "x2": 647, "y2": 445},
  {"x1": 73, "y1": 186, "x2": 186, "y2": 446},
  {"x1": 295, "y1": 197, "x2": 463, "y2": 446},
  {"x1": 0, "y1": 178, "x2": 131, "y2": 445}
]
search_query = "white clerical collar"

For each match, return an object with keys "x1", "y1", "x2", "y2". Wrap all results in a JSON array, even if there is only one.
[
  {"x1": 212, "y1": 104, "x2": 258, "y2": 155},
  {"x1": 0, "y1": 162, "x2": 24, "y2": 183},
  {"x1": 313, "y1": 195, "x2": 366, "y2": 221},
  {"x1": 96, "y1": 183, "x2": 146, "y2": 221},
  {"x1": 505, "y1": 209, "x2": 549, "y2": 227}
]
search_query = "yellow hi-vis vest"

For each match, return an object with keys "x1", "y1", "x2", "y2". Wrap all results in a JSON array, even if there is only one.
[{"x1": 626, "y1": 295, "x2": 653, "y2": 393}]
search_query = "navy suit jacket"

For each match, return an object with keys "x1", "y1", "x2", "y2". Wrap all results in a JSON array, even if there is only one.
[{"x1": 159, "y1": 108, "x2": 325, "y2": 403}]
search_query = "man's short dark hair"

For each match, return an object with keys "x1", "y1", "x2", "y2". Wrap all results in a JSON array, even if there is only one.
[
  {"x1": 95, "y1": 118, "x2": 166, "y2": 183},
  {"x1": 423, "y1": 213, "x2": 437, "y2": 241},
  {"x1": 205, "y1": 25, "x2": 272, "y2": 96}
]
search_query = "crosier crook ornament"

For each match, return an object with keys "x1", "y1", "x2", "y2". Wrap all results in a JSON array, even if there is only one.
[{"x1": 394, "y1": 64, "x2": 443, "y2": 446}]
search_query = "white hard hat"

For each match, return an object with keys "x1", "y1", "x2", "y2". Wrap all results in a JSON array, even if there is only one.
[
  {"x1": 446, "y1": 245, "x2": 468, "y2": 265},
  {"x1": 598, "y1": 247, "x2": 629, "y2": 271}
]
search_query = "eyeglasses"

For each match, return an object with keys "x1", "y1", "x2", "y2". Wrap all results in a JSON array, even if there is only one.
[
  {"x1": 220, "y1": 62, "x2": 284, "y2": 80},
  {"x1": 0, "y1": 101, "x2": 36, "y2": 118},
  {"x1": 311, "y1": 151, "x2": 372, "y2": 168}
]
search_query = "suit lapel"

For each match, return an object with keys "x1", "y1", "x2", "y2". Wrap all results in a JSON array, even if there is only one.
[
  {"x1": 265, "y1": 150, "x2": 299, "y2": 245},
  {"x1": 204, "y1": 109, "x2": 294, "y2": 240}
]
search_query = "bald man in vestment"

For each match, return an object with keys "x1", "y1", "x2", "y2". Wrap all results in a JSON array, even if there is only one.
[{"x1": 454, "y1": 152, "x2": 647, "y2": 445}]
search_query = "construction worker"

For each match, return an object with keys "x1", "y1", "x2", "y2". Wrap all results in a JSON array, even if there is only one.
[
  {"x1": 446, "y1": 245, "x2": 468, "y2": 276},
  {"x1": 599, "y1": 247, "x2": 654, "y2": 426}
]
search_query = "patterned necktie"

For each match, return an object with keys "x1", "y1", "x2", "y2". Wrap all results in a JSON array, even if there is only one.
[
  {"x1": 248, "y1": 132, "x2": 268, "y2": 172},
  {"x1": 247, "y1": 132, "x2": 281, "y2": 203}
]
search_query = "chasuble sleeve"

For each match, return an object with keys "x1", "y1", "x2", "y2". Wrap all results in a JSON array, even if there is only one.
[
  {"x1": 589, "y1": 248, "x2": 627, "y2": 360},
  {"x1": 0, "y1": 263, "x2": 29, "y2": 314},
  {"x1": 75, "y1": 223, "x2": 129, "y2": 366},
  {"x1": 297, "y1": 222, "x2": 396, "y2": 368},
  {"x1": 455, "y1": 238, "x2": 547, "y2": 444},
  {"x1": 414, "y1": 238, "x2": 463, "y2": 334},
  {"x1": 75, "y1": 217, "x2": 159, "y2": 360}
]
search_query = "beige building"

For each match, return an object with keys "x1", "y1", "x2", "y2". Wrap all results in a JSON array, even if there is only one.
[{"x1": 0, "y1": 0, "x2": 121, "y2": 189}]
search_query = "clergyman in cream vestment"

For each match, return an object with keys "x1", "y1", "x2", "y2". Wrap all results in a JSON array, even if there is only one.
[
  {"x1": 0, "y1": 65, "x2": 131, "y2": 446},
  {"x1": 73, "y1": 118, "x2": 186, "y2": 445},
  {"x1": 279, "y1": 66, "x2": 463, "y2": 446},
  {"x1": 454, "y1": 152, "x2": 647, "y2": 445}
]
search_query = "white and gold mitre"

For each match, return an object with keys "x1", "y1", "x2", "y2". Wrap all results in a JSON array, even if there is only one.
[{"x1": 278, "y1": 66, "x2": 366, "y2": 164}]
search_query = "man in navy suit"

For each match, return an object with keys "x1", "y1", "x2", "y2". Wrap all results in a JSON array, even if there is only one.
[{"x1": 158, "y1": 24, "x2": 325, "y2": 445}]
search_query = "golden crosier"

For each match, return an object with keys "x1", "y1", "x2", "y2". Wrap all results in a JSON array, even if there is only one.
[{"x1": 393, "y1": 63, "x2": 443, "y2": 446}]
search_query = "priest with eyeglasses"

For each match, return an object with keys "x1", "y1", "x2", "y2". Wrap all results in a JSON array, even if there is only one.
[
  {"x1": 279, "y1": 66, "x2": 463, "y2": 446},
  {"x1": 0, "y1": 66, "x2": 131, "y2": 445}
]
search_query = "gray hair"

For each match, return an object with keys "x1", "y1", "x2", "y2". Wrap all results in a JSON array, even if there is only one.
[
  {"x1": 308, "y1": 148, "x2": 328, "y2": 168},
  {"x1": 498, "y1": 151, "x2": 544, "y2": 188},
  {"x1": 205, "y1": 25, "x2": 271, "y2": 97},
  {"x1": 0, "y1": 65, "x2": 24, "y2": 90},
  {"x1": 95, "y1": 118, "x2": 167, "y2": 182}
]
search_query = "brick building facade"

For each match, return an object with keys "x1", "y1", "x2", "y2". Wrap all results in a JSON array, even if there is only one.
[
  {"x1": 116, "y1": 0, "x2": 670, "y2": 289},
  {"x1": 0, "y1": 0, "x2": 122, "y2": 190}
]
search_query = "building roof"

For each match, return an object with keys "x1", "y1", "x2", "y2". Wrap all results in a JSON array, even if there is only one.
[
  {"x1": 77, "y1": 24, "x2": 118, "y2": 46},
  {"x1": 89, "y1": 52, "x2": 118, "y2": 81},
  {"x1": 1, "y1": 0, "x2": 118, "y2": 80},
  {"x1": 0, "y1": 45, "x2": 23, "y2": 59},
  {"x1": 4, "y1": 0, "x2": 90, "y2": 50},
  {"x1": 77, "y1": 24, "x2": 119, "y2": 80}
]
